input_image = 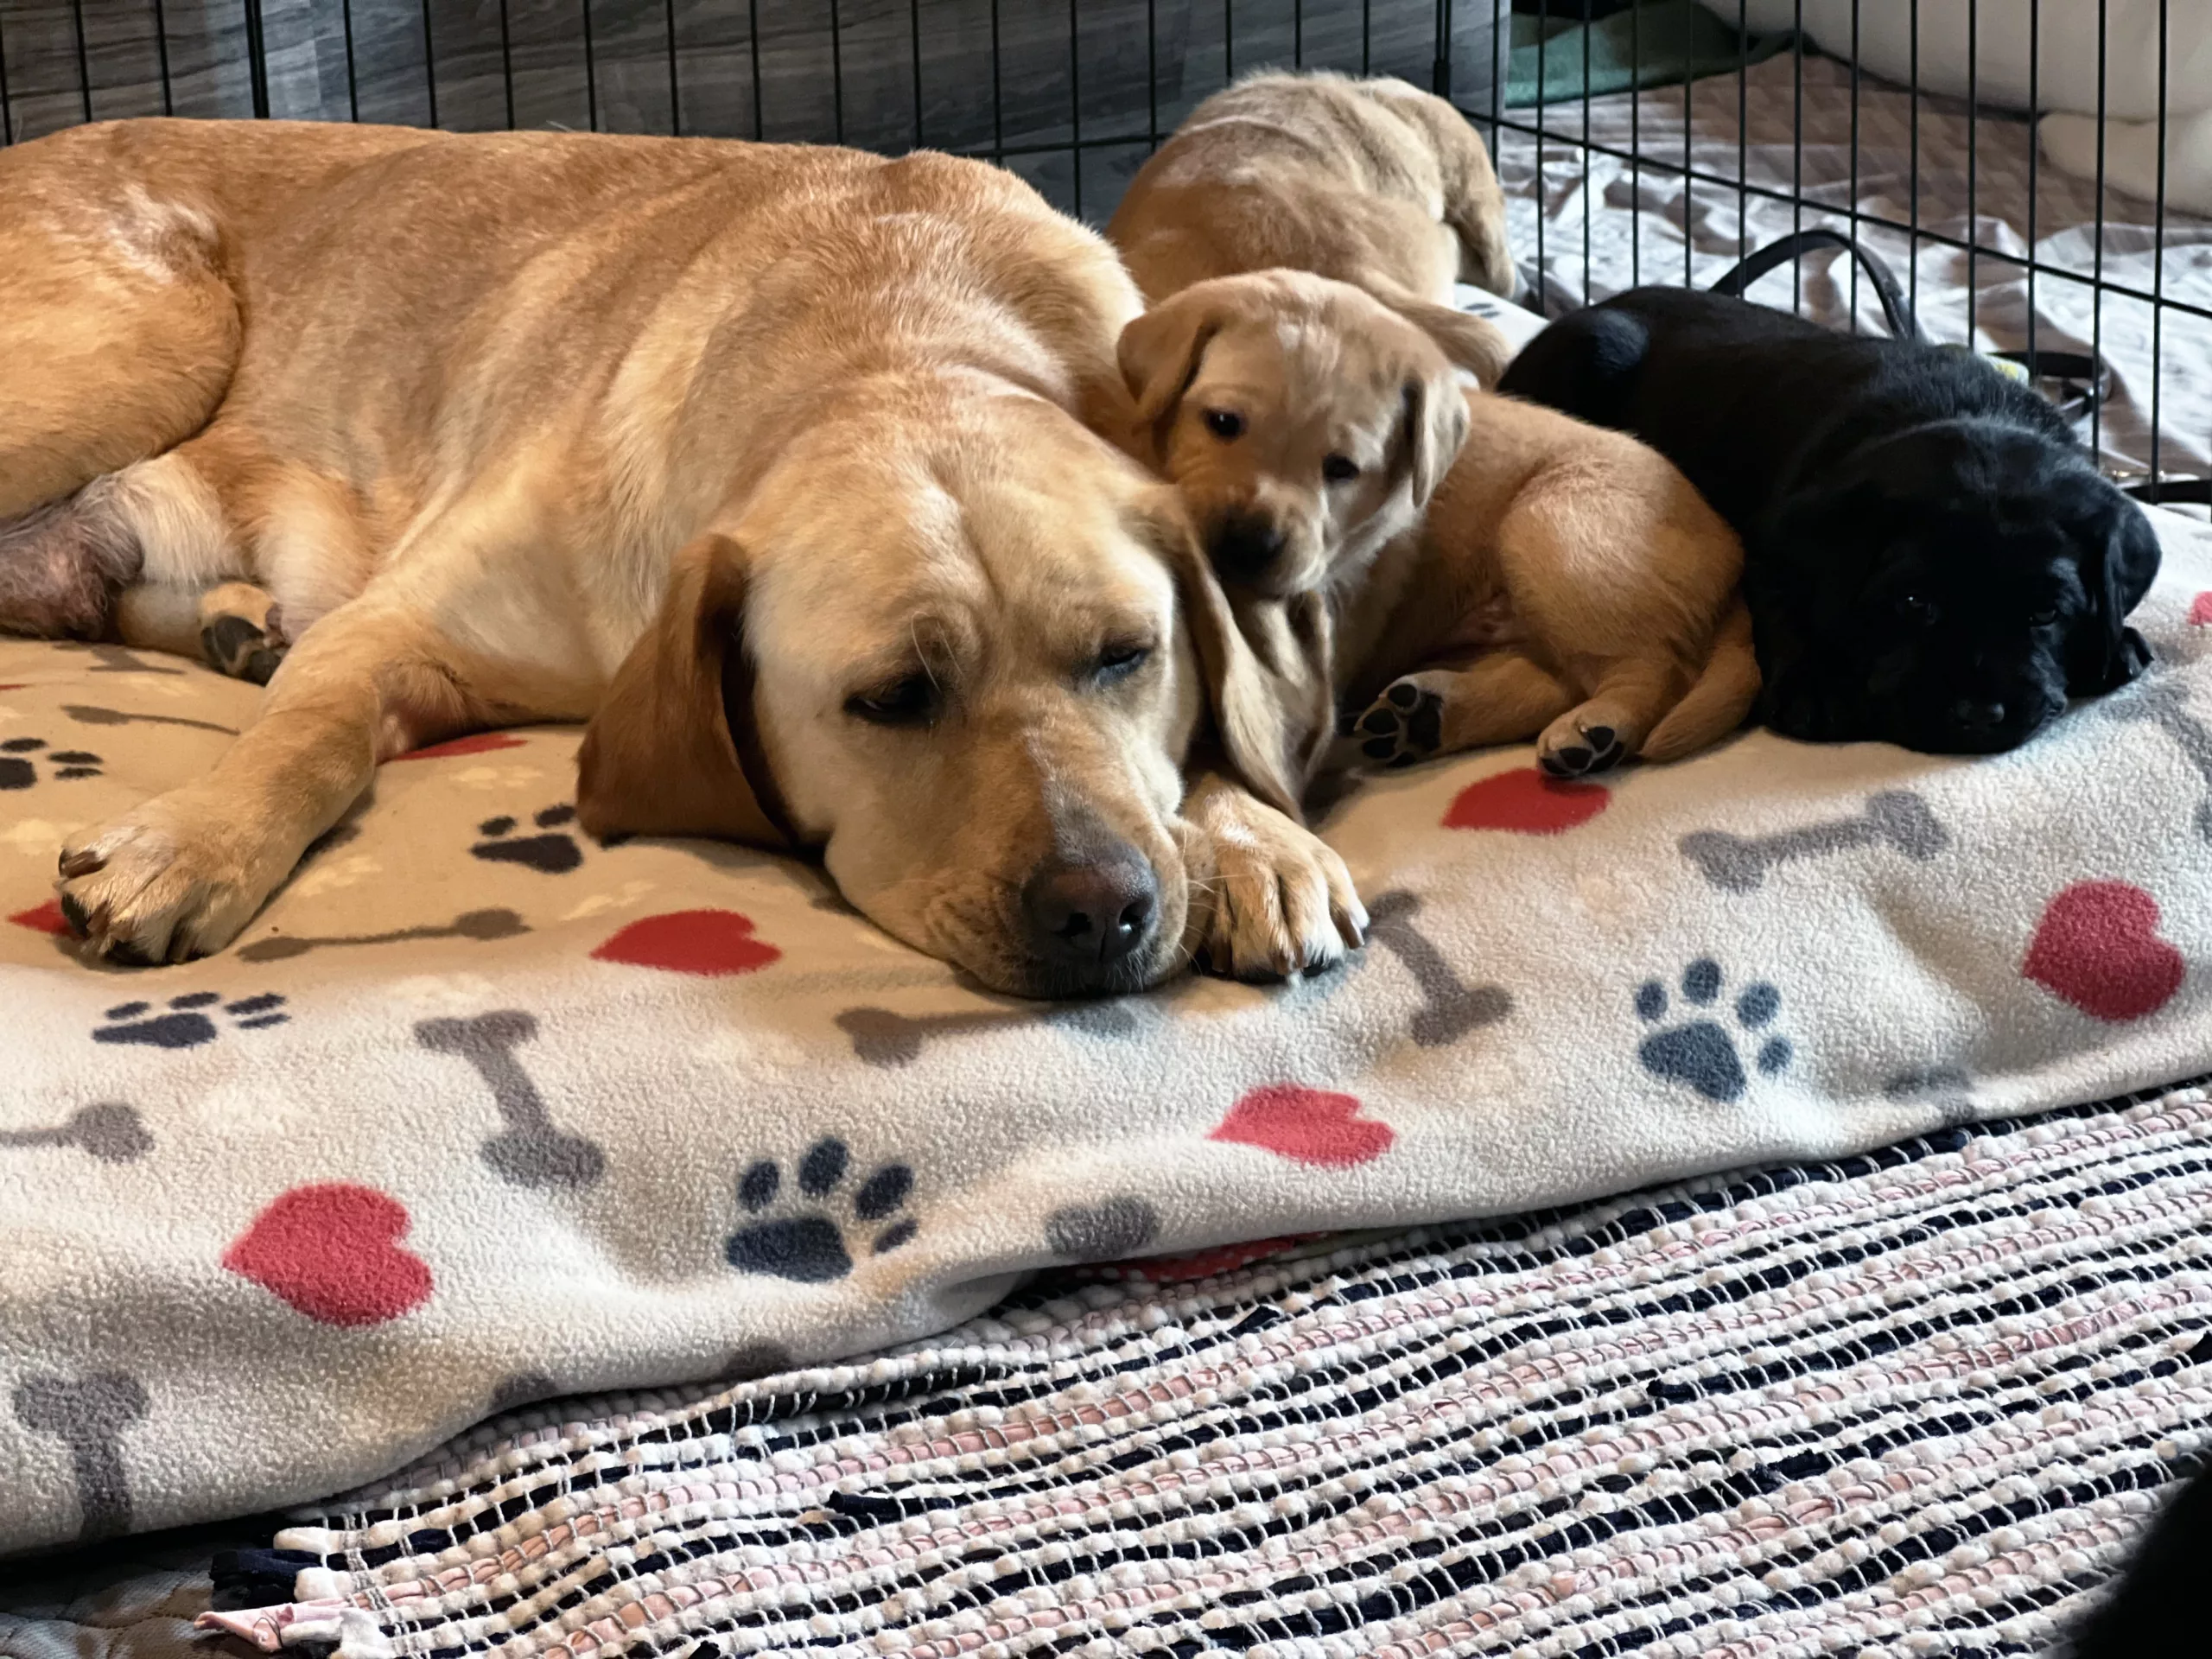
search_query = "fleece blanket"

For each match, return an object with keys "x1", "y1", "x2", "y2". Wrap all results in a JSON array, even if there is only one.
[{"x1": 3, "y1": 509, "x2": 2211, "y2": 1559}]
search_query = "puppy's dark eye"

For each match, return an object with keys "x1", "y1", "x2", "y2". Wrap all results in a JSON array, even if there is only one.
[
  {"x1": 1322, "y1": 454, "x2": 1362, "y2": 484},
  {"x1": 844, "y1": 673, "x2": 938, "y2": 728},
  {"x1": 1203, "y1": 409, "x2": 1245, "y2": 441},
  {"x1": 1094, "y1": 642, "x2": 1152, "y2": 683},
  {"x1": 1896, "y1": 594, "x2": 1939, "y2": 625},
  {"x1": 2027, "y1": 607, "x2": 2058, "y2": 626}
]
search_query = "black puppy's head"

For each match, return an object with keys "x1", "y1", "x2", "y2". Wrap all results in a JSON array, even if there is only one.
[{"x1": 1753, "y1": 421, "x2": 2158, "y2": 754}]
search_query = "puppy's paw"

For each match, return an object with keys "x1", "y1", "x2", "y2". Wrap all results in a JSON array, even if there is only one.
[
  {"x1": 1537, "y1": 709, "x2": 1629, "y2": 778},
  {"x1": 197, "y1": 583, "x2": 287, "y2": 686},
  {"x1": 58, "y1": 791, "x2": 283, "y2": 963},
  {"x1": 1351, "y1": 677, "x2": 1446, "y2": 770},
  {"x1": 1191, "y1": 801, "x2": 1366, "y2": 982}
]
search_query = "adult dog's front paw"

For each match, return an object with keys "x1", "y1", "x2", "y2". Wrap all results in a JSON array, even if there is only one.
[
  {"x1": 1191, "y1": 800, "x2": 1367, "y2": 982},
  {"x1": 58, "y1": 792, "x2": 283, "y2": 963}
]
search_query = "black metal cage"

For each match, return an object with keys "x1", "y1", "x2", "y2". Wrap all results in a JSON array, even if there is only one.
[{"x1": 3, "y1": 1, "x2": 2203, "y2": 499}]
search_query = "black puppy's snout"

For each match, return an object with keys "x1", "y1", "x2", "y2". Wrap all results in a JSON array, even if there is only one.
[
  {"x1": 1022, "y1": 853, "x2": 1159, "y2": 989},
  {"x1": 1208, "y1": 512, "x2": 1287, "y2": 583},
  {"x1": 1949, "y1": 696, "x2": 2007, "y2": 733}
]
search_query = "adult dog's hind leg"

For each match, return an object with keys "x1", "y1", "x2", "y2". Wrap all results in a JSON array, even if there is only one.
[
  {"x1": 0, "y1": 168, "x2": 239, "y2": 522},
  {"x1": 0, "y1": 145, "x2": 241, "y2": 635}
]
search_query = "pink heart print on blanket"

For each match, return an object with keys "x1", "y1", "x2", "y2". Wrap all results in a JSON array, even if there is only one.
[{"x1": 2023, "y1": 880, "x2": 2186, "y2": 1022}]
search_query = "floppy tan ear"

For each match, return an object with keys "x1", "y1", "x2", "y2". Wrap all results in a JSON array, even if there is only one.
[
  {"x1": 1132, "y1": 490, "x2": 1330, "y2": 820},
  {"x1": 575, "y1": 532, "x2": 791, "y2": 848},
  {"x1": 1116, "y1": 293, "x2": 1220, "y2": 461},
  {"x1": 1400, "y1": 372, "x2": 1471, "y2": 510}
]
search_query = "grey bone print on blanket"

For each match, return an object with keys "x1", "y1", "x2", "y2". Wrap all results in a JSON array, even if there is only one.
[
  {"x1": 1678, "y1": 791, "x2": 1948, "y2": 893},
  {"x1": 65, "y1": 702, "x2": 239, "y2": 735},
  {"x1": 2104, "y1": 677, "x2": 2212, "y2": 841},
  {"x1": 11, "y1": 1371, "x2": 149, "y2": 1540},
  {"x1": 836, "y1": 999, "x2": 1139, "y2": 1067},
  {"x1": 0, "y1": 1103, "x2": 151, "y2": 1162},
  {"x1": 1363, "y1": 890, "x2": 1512, "y2": 1047},
  {"x1": 242, "y1": 908, "x2": 529, "y2": 962},
  {"x1": 415, "y1": 1012, "x2": 607, "y2": 1188}
]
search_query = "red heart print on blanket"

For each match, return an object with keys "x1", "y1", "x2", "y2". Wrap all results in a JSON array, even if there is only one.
[
  {"x1": 591, "y1": 909, "x2": 782, "y2": 976},
  {"x1": 2189, "y1": 591, "x2": 2212, "y2": 627},
  {"x1": 2023, "y1": 880, "x2": 2186, "y2": 1022},
  {"x1": 1443, "y1": 767, "x2": 1609, "y2": 835},
  {"x1": 9, "y1": 898, "x2": 67, "y2": 935},
  {"x1": 1211, "y1": 1085, "x2": 1394, "y2": 1167},
  {"x1": 223, "y1": 1184, "x2": 434, "y2": 1326},
  {"x1": 393, "y1": 732, "x2": 526, "y2": 761}
]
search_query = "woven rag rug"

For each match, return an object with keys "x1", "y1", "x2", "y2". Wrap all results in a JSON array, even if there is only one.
[
  {"x1": 3, "y1": 508, "x2": 2212, "y2": 1564},
  {"x1": 115, "y1": 1078, "x2": 2212, "y2": 1659}
]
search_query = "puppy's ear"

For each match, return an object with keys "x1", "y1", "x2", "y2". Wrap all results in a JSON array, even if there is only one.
[
  {"x1": 1133, "y1": 490, "x2": 1322, "y2": 819},
  {"x1": 1400, "y1": 372, "x2": 1471, "y2": 510},
  {"x1": 575, "y1": 533, "x2": 792, "y2": 848},
  {"x1": 2069, "y1": 495, "x2": 2161, "y2": 696},
  {"x1": 1117, "y1": 295, "x2": 1218, "y2": 461}
]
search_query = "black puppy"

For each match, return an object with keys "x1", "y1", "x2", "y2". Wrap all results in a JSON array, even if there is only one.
[
  {"x1": 2063, "y1": 1455, "x2": 2209, "y2": 1656},
  {"x1": 1497, "y1": 288, "x2": 2159, "y2": 754}
]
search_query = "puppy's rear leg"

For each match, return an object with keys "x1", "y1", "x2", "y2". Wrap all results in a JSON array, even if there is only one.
[
  {"x1": 114, "y1": 581, "x2": 288, "y2": 683},
  {"x1": 1534, "y1": 658, "x2": 1685, "y2": 779},
  {"x1": 1347, "y1": 651, "x2": 1575, "y2": 769}
]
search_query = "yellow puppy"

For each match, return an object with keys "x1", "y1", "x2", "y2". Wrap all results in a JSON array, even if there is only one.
[
  {"x1": 1135, "y1": 274, "x2": 1758, "y2": 785},
  {"x1": 1108, "y1": 69, "x2": 1516, "y2": 381}
]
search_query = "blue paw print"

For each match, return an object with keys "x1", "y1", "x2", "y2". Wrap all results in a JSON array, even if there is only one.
[
  {"x1": 1634, "y1": 957, "x2": 1792, "y2": 1103},
  {"x1": 723, "y1": 1137, "x2": 917, "y2": 1283}
]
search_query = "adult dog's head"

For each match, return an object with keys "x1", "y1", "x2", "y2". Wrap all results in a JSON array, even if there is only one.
[
  {"x1": 1754, "y1": 420, "x2": 2158, "y2": 753},
  {"x1": 1117, "y1": 270, "x2": 1468, "y2": 598},
  {"x1": 575, "y1": 380, "x2": 1309, "y2": 999}
]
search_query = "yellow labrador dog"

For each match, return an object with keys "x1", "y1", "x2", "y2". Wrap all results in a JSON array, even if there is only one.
[
  {"x1": 0, "y1": 119, "x2": 1361, "y2": 993},
  {"x1": 1109, "y1": 70, "x2": 1516, "y2": 381},
  {"x1": 1135, "y1": 273, "x2": 1757, "y2": 785}
]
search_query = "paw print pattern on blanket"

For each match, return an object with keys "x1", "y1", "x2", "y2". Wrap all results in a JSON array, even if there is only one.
[
  {"x1": 1634, "y1": 958, "x2": 1793, "y2": 1103},
  {"x1": 471, "y1": 805, "x2": 582, "y2": 874},
  {"x1": 93, "y1": 992, "x2": 288, "y2": 1048},
  {"x1": 724, "y1": 1138, "x2": 917, "y2": 1283},
  {"x1": 0, "y1": 735, "x2": 103, "y2": 788}
]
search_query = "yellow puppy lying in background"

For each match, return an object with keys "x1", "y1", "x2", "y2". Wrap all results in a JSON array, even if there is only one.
[
  {"x1": 1126, "y1": 272, "x2": 1758, "y2": 785},
  {"x1": 1108, "y1": 69, "x2": 1517, "y2": 382}
]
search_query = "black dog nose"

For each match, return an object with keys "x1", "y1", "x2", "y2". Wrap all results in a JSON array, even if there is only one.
[
  {"x1": 1022, "y1": 855, "x2": 1158, "y2": 985},
  {"x1": 1951, "y1": 697, "x2": 2007, "y2": 732},
  {"x1": 1207, "y1": 513, "x2": 1286, "y2": 583}
]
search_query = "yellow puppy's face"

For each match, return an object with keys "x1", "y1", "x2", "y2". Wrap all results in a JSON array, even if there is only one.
[
  {"x1": 1120, "y1": 270, "x2": 1469, "y2": 598},
  {"x1": 578, "y1": 385, "x2": 1299, "y2": 999}
]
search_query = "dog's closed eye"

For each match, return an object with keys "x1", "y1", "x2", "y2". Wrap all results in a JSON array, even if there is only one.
[
  {"x1": 1092, "y1": 641, "x2": 1153, "y2": 684},
  {"x1": 845, "y1": 672, "x2": 940, "y2": 728},
  {"x1": 1894, "y1": 593, "x2": 1939, "y2": 626}
]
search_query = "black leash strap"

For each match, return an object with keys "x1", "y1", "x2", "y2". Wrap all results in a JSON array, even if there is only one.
[
  {"x1": 1707, "y1": 227, "x2": 2113, "y2": 423},
  {"x1": 1708, "y1": 228, "x2": 1922, "y2": 343}
]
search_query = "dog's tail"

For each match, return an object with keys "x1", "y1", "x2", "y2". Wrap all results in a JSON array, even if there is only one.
[
  {"x1": 1370, "y1": 284, "x2": 1516, "y2": 385},
  {"x1": 1640, "y1": 599, "x2": 1761, "y2": 763}
]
